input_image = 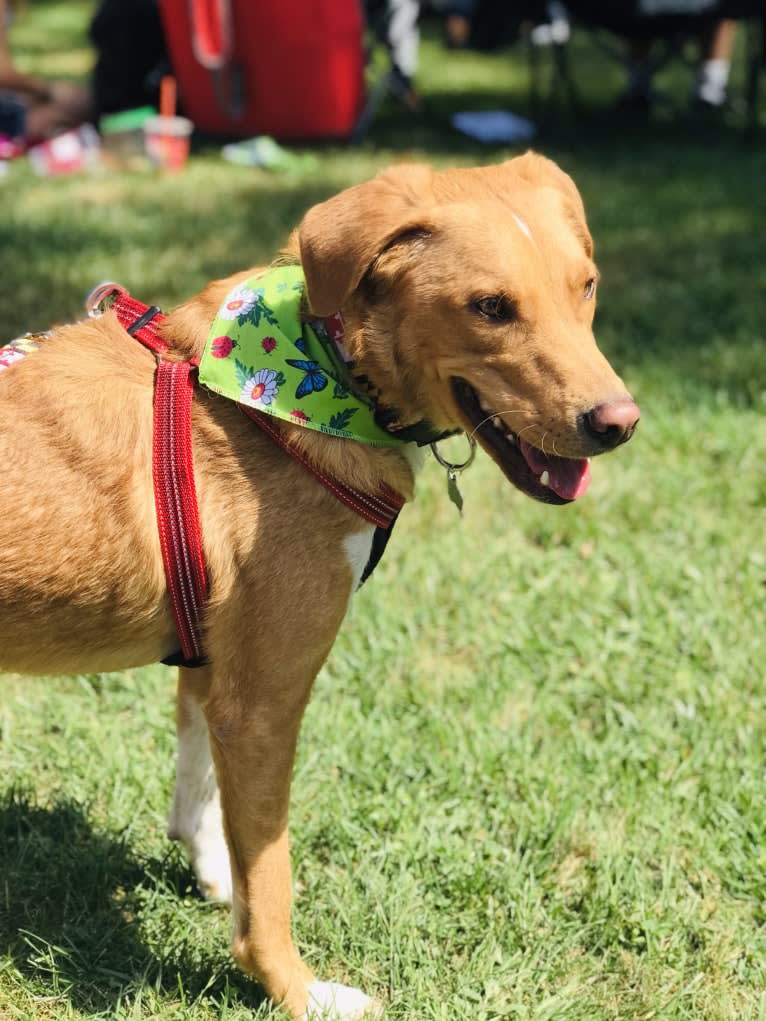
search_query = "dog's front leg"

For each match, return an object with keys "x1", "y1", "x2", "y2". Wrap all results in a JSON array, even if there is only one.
[{"x1": 203, "y1": 600, "x2": 381, "y2": 1021}]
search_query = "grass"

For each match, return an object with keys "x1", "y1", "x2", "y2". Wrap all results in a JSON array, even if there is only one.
[{"x1": 2, "y1": 4, "x2": 766, "y2": 1020}]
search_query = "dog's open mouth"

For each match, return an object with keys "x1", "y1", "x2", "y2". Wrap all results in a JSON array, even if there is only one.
[{"x1": 451, "y1": 378, "x2": 591, "y2": 505}]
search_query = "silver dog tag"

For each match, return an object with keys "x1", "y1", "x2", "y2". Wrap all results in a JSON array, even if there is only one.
[
  {"x1": 446, "y1": 469, "x2": 464, "y2": 515},
  {"x1": 431, "y1": 436, "x2": 476, "y2": 518}
]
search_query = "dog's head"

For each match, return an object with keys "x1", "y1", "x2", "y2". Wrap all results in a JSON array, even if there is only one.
[{"x1": 297, "y1": 153, "x2": 639, "y2": 504}]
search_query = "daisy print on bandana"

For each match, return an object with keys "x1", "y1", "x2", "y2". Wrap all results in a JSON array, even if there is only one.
[
  {"x1": 219, "y1": 284, "x2": 258, "y2": 320},
  {"x1": 238, "y1": 364, "x2": 284, "y2": 407}
]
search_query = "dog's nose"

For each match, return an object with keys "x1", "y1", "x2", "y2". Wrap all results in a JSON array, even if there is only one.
[{"x1": 583, "y1": 399, "x2": 640, "y2": 448}]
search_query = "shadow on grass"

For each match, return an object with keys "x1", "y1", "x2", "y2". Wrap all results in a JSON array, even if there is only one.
[{"x1": 0, "y1": 789, "x2": 263, "y2": 1014}]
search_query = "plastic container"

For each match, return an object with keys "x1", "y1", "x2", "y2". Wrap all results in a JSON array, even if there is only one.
[
  {"x1": 143, "y1": 114, "x2": 193, "y2": 171},
  {"x1": 100, "y1": 106, "x2": 156, "y2": 167}
]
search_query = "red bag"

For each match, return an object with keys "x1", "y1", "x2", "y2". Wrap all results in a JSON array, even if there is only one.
[{"x1": 159, "y1": 0, "x2": 366, "y2": 140}]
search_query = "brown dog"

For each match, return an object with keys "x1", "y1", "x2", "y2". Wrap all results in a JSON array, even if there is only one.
[{"x1": 0, "y1": 154, "x2": 638, "y2": 1020}]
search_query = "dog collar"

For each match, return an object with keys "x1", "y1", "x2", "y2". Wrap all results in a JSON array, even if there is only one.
[{"x1": 372, "y1": 408, "x2": 461, "y2": 447}]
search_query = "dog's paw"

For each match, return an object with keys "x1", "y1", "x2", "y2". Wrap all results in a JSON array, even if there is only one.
[
  {"x1": 192, "y1": 836, "x2": 233, "y2": 904},
  {"x1": 301, "y1": 981, "x2": 383, "y2": 1021},
  {"x1": 168, "y1": 795, "x2": 233, "y2": 904},
  {"x1": 169, "y1": 822, "x2": 233, "y2": 903}
]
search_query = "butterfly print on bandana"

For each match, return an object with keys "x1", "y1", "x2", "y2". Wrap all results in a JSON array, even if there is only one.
[{"x1": 285, "y1": 359, "x2": 328, "y2": 399}]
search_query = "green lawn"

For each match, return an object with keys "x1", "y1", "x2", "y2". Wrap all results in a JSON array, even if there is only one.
[{"x1": 2, "y1": 4, "x2": 766, "y2": 1020}]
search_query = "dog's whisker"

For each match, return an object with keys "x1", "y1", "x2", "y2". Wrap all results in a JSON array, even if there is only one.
[
  {"x1": 515, "y1": 423, "x2": 542, "y2": 443},
  {"x1": 465, "y1": 407, "x2": 527, "y2": 443}
]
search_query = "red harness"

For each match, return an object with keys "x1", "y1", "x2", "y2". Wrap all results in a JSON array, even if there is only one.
[{"x1": 89, "y1": 285, "x2": 405, "y2": 667}]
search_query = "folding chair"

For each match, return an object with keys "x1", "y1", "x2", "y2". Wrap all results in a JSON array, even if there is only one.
[{"x1": 527, "y1": 0, "x2": 764, "y2": 129}]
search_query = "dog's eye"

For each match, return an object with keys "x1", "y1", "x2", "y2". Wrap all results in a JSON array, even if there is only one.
[
  {"x1": 583, "y1": 278, "x2": 596, "y2": 300},
  {"x1": 474, "y1": 296, "x2": 514, "y2": 321}
]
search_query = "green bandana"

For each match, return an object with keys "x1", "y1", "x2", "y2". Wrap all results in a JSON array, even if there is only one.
[{"x1": 199, "y1": 265, "x2": 404, "y2": 446}]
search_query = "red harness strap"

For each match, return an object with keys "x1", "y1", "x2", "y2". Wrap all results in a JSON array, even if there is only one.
[
  {"x1": 152, "y1": 361, "x2": 209, "y2": 665},
  {"x1": 111, "y1": 291, "x2": 209, "y2": 666},
  {"x1": 98, "y1": 287, "x2": 404, "y2": 666},
  {"x1": 240, "y1": 407, "x2": 404, "y2": 529}
]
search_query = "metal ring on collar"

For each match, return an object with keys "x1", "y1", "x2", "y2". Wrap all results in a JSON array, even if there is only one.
[
  {"x1": 85, "y1": 281, "x2": 126, "y2": 317},
  {"x1": 430, "y1": 434, "x2": 476, "y2": 472}
]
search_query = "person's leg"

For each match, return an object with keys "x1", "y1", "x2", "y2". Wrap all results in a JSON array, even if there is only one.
[
  {"x1": 386, "y1": 0, "x2": 422, "y2": 109},
  {"x1": 90, "y1": 0, "x2": 166, "y2": 117},
  {"x1": 617, "y1": 38, "x2": 655, "y2": 111},
  {"x1": 22, "y1": 81, "x2": 92, "y2": 143},
  {"x1": 366, "y1": 0, "x2": 422, "y2": 111},
  {"x1": 446, "y1": 0, "x2": 476, "y2": 48},
  {"x1": 694, "y1": 19, "x2": 737, "y2": 108}
]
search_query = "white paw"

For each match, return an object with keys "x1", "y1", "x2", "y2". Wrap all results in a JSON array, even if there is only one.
[
  {"x1": 168, "y1": 805, "x2": 233, "y2": 903},
  {"x1": 191, "y1": 833, "x2": 233, "y2": 904},
  {"x1": 301, "y1": 980, "x2": 383, "y2": 1021},
  {"x1": 168, "y1": 774, "x2": 233, "y2": 903}
]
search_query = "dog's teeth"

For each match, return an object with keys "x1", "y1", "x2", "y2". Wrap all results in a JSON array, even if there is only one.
[
  {"x1": 492, "y1": 416, "x2": 501, "y2": 428},
  {"x1": 480, "y1": 399, "x2": 491, "y2": 413},
  {"x1": 539, "y1": 470, "x2": 550, "y2": 487},
  {"x1": 506, "y1": 433, "x2": 516, "y2": 445}
]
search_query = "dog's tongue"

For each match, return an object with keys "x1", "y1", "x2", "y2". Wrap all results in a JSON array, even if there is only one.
[{"x1": 518, "y1": 438, "x2": 591, "y2": 501}]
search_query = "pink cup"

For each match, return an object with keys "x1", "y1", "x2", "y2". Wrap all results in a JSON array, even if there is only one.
[{"x1": 143, "y1": 115, "x2": 193, "y2": 172}]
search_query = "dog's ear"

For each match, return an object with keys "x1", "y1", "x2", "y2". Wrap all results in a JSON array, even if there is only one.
[
  {"x1": 298, "y1": 164, "x2": 434, "y2": 316},
  {"x1": 509, "y1": 152, "x2": 593, "y2": 257}
]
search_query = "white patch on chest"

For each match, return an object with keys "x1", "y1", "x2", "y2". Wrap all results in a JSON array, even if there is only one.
[
  {"x1": 342, "y1": 443, "x2": 423, "y2": 595},
  {"x1": 401, "y1": 442, "x2": 426, "y2": 476},
  {"x1": 344, "y1": 526, "x2": 376, "y2": 592},
  {"x1": 512, "y1": 212, "x2": 534, "y2": 242}
]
